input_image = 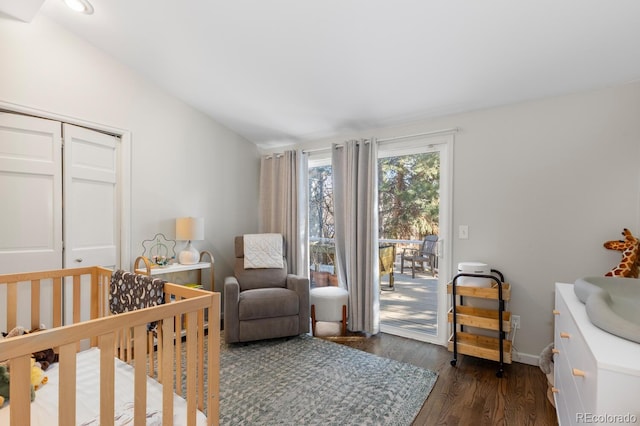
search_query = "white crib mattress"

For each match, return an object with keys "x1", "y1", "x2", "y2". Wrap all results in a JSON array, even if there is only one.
[{"x1": 0, "y1": 347, "x2": 207, "y2": 425}]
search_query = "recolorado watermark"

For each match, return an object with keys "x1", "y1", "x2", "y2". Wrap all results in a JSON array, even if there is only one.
[{"x1": 577, "y1": 413, "x2": 638, "y2": 424}]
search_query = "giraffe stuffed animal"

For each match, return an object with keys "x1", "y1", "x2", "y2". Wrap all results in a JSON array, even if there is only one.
[{"x1": 603, "y1": 228, "x2": 640, "y2": 278}]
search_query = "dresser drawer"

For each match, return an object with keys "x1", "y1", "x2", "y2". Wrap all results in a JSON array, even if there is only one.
[
  {"x1": 554, "y1": 296, "x2": 597, "y2": 411},
  {"x1": 554, "y1": 344, "x2": 585, "y2": 425}
]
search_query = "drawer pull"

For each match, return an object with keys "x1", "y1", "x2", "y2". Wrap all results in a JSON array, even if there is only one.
[
  {"x1": 552, "y1": 348, "x2": 560, "y2": 354},
  {"x1": 551, "y1": 387, "x2": 559, "y2": 393},
  {"x1": 552, "y1": 310, "x2": 560, "y2": 315},
  {"x1": 560, "y1": 332, "x2": 570, "y2": 339},
  {"x1": 572, "y1": 368, "x2": 586, "y2": 377}
]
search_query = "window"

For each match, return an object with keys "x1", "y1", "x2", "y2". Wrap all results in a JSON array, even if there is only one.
[{"x1": 308, "y1": 157, "x2": 336, "y2": 286}]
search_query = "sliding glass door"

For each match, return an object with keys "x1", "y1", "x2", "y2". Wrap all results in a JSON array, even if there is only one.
[
  {"x1": 306, "y1": 134, "x2": 453, "y2": 346},
  {"x1": 377, "y1": 136, "x2": 452, "y2": 344}
]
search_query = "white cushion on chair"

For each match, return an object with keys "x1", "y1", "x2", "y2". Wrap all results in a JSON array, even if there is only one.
[{"x1": 310, "y1": 286, "x2": 348, "y2": 322}]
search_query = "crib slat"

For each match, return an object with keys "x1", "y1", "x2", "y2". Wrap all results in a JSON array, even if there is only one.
[
  {"x1": 148, "y1": 330, "x2": 155, "y2": 378},
  {"x1": 175, "y1": 313, "x2": 183, "y2": 396},
  {"x1": 9, "y1": 355, "x2": 31, "y2": 425},
  {"x1": 74, "y1": 275, "x2": 82, "y2": 351},
  {"x1": 116, "y1": 328, "x2": 126, "y2": 360},
  {"x1": 6, "y1": 282, "x2": 17, "y2": 332},
  {"x1": 73, "y1": 275, "x2": 81, "y2": 324},
  {"x1": 130, "y1": 327, "x2": 135, "y2": 363},
  {"x1": 134, "y1": 324, "x2": 147, "y2": 425},
  {"x1": 31, "y1": 279, "x2": 41, "y2": 330},
  {"x1": 197, "y1": 309, "x2": 205, "y2": 411},
  {"x1": 59, "y1": 343, "x2": 77, "y2": 426},
  {"x1": 186, "y1": 311, "x2": 197, "y2": 426},
  {"x1": 157, "y1": 322, "x2": 164, "y2": 381},
  {"x1": 91, "y1": 268, "x2": 100, "y2": 320},
  {"x1": 53, "y1": 277, "x2": 62, "y2": 328},
  {"x1": 99, "y1": 333, "x2": 116, "y2": 426},
  {"x1": 162, "y1": 317, "x2": 175, "y2": 426}
]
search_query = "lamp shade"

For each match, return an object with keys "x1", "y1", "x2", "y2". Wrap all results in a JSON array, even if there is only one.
[
  {"x1": 176, "y1": 217, "x2": 204, "y2": 265},
  {"x1": 176, "y1": 217, "x2": 204, "y2": 241}
]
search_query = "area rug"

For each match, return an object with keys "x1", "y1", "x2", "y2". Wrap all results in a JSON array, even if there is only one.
[{"x1": 218, "y1": 335, "x2": 438, "y2": 425}]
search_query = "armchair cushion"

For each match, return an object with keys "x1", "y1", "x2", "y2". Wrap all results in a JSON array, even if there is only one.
[
  {"x1": 239, "y1": 288, "x2": 299, "y2": 320},
  {"x1": 233, "y1": 264, "x2": 287, "y2": 290}
]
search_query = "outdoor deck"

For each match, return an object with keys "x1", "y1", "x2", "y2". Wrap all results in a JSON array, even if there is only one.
[
  {"x1": 380, "y1": 264, "x2": 438, "y2": 335},
  {"x1": 311, "y1": 255, "x2": 439, "y2": 337}
]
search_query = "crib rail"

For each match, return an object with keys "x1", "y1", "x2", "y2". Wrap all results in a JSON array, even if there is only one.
[{"x1": 0, "y1": 266, "x2": 112, "y2": 334}]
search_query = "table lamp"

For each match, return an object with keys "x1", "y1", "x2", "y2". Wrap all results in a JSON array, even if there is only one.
[{"x1": 176, "y1": 217, "x2": 204, "y2": 265}]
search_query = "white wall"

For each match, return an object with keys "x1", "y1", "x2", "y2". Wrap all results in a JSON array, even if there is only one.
[
  {"x1": 291, "y1": 82, "x2": 640, "y2": 361},
  {"x1": 0, "y1": 15, "x2": 260, "y2": 291}
]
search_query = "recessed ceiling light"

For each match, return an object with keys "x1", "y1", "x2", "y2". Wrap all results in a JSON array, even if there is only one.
[{"x1": 63, "y1": 0, "x2": 94, "y2": 15}]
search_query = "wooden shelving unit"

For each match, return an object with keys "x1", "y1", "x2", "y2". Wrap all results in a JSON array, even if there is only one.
[
  {"x1": 447, "y1": 270, "x2": 511, "y2": 377},
  {"x1": 134, "y1": 250, "x2": 214, "y2": 291}
]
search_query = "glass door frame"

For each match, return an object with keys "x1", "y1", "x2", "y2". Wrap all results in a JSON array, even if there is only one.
[{"x1": 377, "y1": 133, "x2": 454, "y2": 346}]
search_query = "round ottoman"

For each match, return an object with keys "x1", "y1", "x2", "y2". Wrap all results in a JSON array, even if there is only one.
[{"x1": 310, "y1": 286, "x2": 349, "y2": 337}]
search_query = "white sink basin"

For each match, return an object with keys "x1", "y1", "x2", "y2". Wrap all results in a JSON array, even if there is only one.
[{"x1": 574, "y1": 276, "x2": 640, "y2": 343}]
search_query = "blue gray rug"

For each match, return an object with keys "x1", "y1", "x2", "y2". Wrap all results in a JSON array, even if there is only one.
[{"x1": 220, "y1": 335, "x2": 437, "y2": 425}]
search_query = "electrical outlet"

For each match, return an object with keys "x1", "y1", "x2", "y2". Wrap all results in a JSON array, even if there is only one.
[{"x1": 512, "y1": 315, "x2": 521, "y2": 330}]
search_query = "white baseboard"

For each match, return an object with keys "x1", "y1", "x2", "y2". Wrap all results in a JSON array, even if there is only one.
[{"x1": 511, "y1": 350, "x2": 539, "y2": 366}]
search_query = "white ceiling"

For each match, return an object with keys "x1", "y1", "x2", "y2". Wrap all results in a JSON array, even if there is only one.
[{"x1": 13, "y1": 1, "x2": 640, "y2": 148}]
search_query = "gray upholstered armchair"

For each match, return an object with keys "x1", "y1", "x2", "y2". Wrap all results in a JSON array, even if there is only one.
[{"x1": 224, "y1": 235, "x2": 310, "y2": 343}]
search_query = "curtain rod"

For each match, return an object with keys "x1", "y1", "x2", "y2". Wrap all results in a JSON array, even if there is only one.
[{"x1": 302, "y1": 127, "x2": 459, "y2": 154}]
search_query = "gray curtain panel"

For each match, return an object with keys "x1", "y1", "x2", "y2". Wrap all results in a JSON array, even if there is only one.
[
  {"x1": 332, "y1": 139, "x2": 380, "y2": 334},
  {"x1": 258, "y1": 149, "x2": 309, "y2": 276}
]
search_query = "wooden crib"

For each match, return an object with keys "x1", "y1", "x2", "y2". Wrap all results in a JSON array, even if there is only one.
[{"x1": 0, "y1": 266, "x2": 220, "y2": 425}]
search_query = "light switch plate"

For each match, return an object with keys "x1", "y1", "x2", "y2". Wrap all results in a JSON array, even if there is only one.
[{"x1": 459, "y1": 225, "x2": 469, "y2": 239}]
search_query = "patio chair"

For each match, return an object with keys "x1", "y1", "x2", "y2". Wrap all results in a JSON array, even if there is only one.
[{"x1": 400, "y1": 235, "x2": 438, "y2": 278}]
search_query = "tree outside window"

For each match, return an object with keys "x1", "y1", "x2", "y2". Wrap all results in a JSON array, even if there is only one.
[
  {"x1": 308, "y1": 152, "x2": 440, "y2": 273},
  {"x1": 378, "y1": 152, "x2": 439, "y2": 240}
]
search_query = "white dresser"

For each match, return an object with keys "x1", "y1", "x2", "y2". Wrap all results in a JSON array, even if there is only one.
[{"x1": 554, "y1": 283, "x2": 640, "y2": 425}]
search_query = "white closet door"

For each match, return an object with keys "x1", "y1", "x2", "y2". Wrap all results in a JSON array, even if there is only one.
[
  {"x1": 0, "y1": 113, "x2": 62, "y2": 273},
  {"x1": 63, "y1": 123, "x2": 118, "y2": 269},
  {"x1": 63, "y1": 124, "x2": 119, "y2": 328}
]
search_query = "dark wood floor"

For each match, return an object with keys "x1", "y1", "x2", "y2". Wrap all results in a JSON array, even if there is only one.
[{"x1": 337, "y1": 332, "x2": 558, "y2": 426}]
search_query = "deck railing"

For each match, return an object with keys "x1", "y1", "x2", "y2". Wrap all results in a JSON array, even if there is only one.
[{"x1": 308, "y1": 237, "x2": 425, "y2": 280}]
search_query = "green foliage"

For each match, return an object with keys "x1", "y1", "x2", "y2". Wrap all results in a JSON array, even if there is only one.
[
  {"x1": 308, "y1": 151, "x2": 440, "y2": 242},
  {"x1": 378, "y1": 152, "x2": 440, "y2": 239}
]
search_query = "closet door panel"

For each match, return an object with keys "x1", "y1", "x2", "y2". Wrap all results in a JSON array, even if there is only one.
[
  {"x1": 0, "y1": 113, "x2": 62, "y2": 273},
  {"x1": 63, "y1": 124, "x2": 118, "y2": 328},
  {"x1": 0, "y1": 113, "x2": 61, "y2": 331},
  {"x1": 63, "y1": 123, "x2": 118, "y2": 270}
]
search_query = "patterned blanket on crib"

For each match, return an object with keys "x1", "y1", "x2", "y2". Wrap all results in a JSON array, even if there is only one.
[{"x1": 109, "y1": 270, "x2": 165, "y2": 314}]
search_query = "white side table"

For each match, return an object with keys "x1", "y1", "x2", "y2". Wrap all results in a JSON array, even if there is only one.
[{"x1": 134, "y1": 250, "x2": 214, "y2": 291}]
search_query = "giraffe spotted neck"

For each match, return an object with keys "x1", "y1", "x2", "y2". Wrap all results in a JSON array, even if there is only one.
[{"x1": 604, "y1": 228, "x2": 640, "y2": 278}]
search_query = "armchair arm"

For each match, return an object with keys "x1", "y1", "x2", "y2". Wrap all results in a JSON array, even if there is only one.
[
  {"x1": 287, "y1": 274, "x2": 310, "y2": 334},
  {"x1": 224, "y1": 276, "x2": 241, "y2": 343}
]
